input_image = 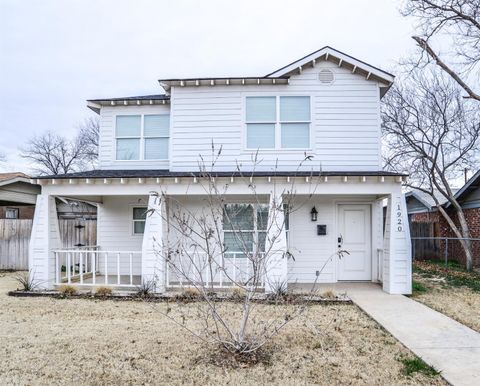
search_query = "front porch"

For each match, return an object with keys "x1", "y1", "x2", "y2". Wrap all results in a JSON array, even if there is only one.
[{"x1": 29, "y1": 173, "x2": 412, "y2": 294}]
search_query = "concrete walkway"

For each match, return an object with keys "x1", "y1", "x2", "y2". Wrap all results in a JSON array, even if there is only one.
[{"x1": 344, "y1": 283, "x2": 480, "y2": 386}]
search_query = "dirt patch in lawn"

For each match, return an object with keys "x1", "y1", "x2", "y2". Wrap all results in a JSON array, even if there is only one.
[
  {"x1": 0, "y1": 272, "x2": 445, "y2": 385},
  {"x1": 412, "y1": 263, "x2": 480, "y2": 333}
]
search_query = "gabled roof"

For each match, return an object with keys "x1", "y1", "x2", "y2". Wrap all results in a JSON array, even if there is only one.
[
  {"x1": 266, "y1": 46, "x2": 394, "y2": 84},
  {"x1": 86, "y1": 94, "x2": 170, "y2": 114},
  {"x1": 445, "y1": 170, "x2": 480, "y2": 208},
  {"x1": 0, "y1": 172, "x2": 34, "y2": 187},
  {"x1": 159, "y1": 46, "x2": 394, "y2": 96},
  {"x1": 405, "y1": 189, "x2": 459, "y2": 211}
]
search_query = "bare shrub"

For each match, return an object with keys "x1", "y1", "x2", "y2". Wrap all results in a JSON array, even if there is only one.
[
  {"x1": 135, "y1": 279, "x2": 156, "y2": 298},
  {"x1": 95, "y1": 286, "x2": 112, "y2": 297},
  {"x1": 58, "y1": 284, "x2": 77, "y2": 296},
  {"x1": 148, "y1": 148, "x2": 347, "y2": 362}
]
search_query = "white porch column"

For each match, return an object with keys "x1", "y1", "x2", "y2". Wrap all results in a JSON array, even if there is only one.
[
  {"x1": 264, "y1": 192, "x2": 288, "y2": 293},
  {"x1": 28, "y1": 194, "x2": 61, "y2": 289},
  {"x1": 383, "y1": 191, "x2": 412, "y2": 294},
  {"x1": 141, "y1": 194, "x2": 166, "y2": 293}
]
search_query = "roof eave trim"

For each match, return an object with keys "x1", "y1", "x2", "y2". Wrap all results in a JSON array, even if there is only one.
[{"x1": 266, "y1": 46, "x2": 395, "y2": 85}]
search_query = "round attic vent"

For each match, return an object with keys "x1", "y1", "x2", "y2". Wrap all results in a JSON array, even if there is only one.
[{"x1": 318, "y1": 69, "x2": 335, "y2": 84}]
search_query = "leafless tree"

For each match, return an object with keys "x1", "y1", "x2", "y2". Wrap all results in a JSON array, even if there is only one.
[
  {"x1": 382, "y1": 69, "x2": 480, "y2": 270},
  {"x1": 78, "y1": 116, "x2": 100, "y2": 160},
  {"x1": 20, "y1": 131, "x2": 92, "y2": 175},
  {"x1": 149, "y1": 146, "x2": 346, "y2": 359},
  {"x1": 21, "y1": 116, "x2": 99, "y2": 175},
  {"x1": 402, "y1": 0, "x2": 480, "y2": 101}
]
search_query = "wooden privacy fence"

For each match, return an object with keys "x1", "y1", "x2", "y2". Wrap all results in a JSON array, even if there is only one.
[
  {"x1": 0, "y1": 220, "x2": 32, "y2": 270},
  {"x1": 0, "y1": 219, "x2": 97, "y2": 270}
]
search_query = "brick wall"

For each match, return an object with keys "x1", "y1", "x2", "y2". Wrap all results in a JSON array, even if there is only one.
[{"x1": 438, "y1": 207, "x2": 480, "y2": 267}]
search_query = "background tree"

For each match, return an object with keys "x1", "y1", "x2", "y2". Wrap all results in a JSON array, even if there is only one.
[
  {"x1": 78, "y1": 116, "x2": 100, "y2": 160},
  {"x1": 21, "y1": 117, "x2": 99, "y2": 175},
  {"x1": 402, "y1": 0, "x2": 480, "y2": 101},
  {"x1": 382, "y1": 69, "x2": 480, "y2": 270}
]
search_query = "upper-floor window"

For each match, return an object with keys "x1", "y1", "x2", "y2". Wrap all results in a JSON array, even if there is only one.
[
  {"x1": 245, "y1": 96, "x2": 311, "y2": 149},
  {"x1": 116, "y1": 114, "x2": 169, "y2": 160}
]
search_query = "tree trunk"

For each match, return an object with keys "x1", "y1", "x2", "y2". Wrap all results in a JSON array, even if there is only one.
[{"x1": 437, "y1": 205, "x2": 473, "y2": 271}]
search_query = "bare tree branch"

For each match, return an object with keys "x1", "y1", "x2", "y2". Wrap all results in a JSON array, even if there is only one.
[{"x1": 382, "y1": 68, "x2": 480, "y2": 270}]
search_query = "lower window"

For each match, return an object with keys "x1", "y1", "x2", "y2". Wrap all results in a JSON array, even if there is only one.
[
  {"x1": 132, "y1": 207, "x2": 147, "y2": 234},
  {"x1": 223, "y1": 203, "x2": 269, "y2": 257}
]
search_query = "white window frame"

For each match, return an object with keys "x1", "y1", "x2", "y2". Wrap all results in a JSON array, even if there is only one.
[
  {"x1": 132, "y1": 206, "x2": 147, "y2": 236},
  {"x1": 223, "y1": 203, "x2": 268, "y2": 257},
  {"x1": 244, "y1": 95, "x2": 312, "y2": 151},
  {"x1": 115, "y1": 114, "x2": 170, "y2": 161}
]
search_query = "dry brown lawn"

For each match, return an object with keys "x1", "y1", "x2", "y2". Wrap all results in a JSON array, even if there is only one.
[
  {"x1": 413, "y1": 273, "x2": 480, "y2": 333},
  {"x1": 0, "y1": 272, "x2": 445, "y2": 385}
]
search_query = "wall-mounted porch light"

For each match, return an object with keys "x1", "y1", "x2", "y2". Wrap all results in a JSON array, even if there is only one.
[{"x1": 310, "y1": 206, "x2": 318, "y2": 222}]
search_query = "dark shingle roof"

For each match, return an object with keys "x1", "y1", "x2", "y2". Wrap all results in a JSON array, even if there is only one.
[
  {"x1": 87, "y1": 94, "x2": 169, "y2": 102},
  {"x1": 36, "y1": 169, "x2": 407, "y2": 180}
]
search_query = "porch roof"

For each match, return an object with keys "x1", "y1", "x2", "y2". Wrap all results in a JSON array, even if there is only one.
[{"x1": 36, "y1": 169, "x2": 408, "y2": 180}]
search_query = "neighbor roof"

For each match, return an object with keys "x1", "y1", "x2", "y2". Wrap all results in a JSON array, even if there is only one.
[
  {"x1": 445, "y1": 170, "x2": 480, "y2": 208},
  {"x1": 0, "y1": 172, "x2": 29, "y2": 182},
  {"x1": 405, "y1": 189, "x2": 459, "y2": 211}
]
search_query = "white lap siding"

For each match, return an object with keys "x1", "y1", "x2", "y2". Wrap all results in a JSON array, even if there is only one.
[
  {"x1": 169, "y1": 61, "x2": 381, "y2": 173},
  {"x1": 287, "y1": 195, "x2": 381, "y2": 283},
  {"x1": 97, "y1": 196, "x2": 148, "y2": 275}
]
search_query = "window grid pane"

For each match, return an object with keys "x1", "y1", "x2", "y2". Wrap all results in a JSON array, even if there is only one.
[
  {"x1": 247, "y1": 123, "x2": 275, "y2": 149},
  {"x1": 281, "y1": 123, "x2": 310, "y2": 148},
  {"x1": 246, "y1": 97, "x2": 276, "y2": 122},
  {"x1": 145, "y1": 138, "x2": 168, "y2": 159},
  {"x1": 116, "y1": 138, "x2": 140, "y2": 160},
  {"x1": 116, "y1": 115, "x2": 141, "y2": 137},
  {"x1": 133, "y1": 207, "x2": 147, "y2": 220},
  {"x1": 144, "y1": 115, "x2": 169, "y2": 137},
  {"x1": 280, "y1": 96, "x2": 310, "y2": 122}
]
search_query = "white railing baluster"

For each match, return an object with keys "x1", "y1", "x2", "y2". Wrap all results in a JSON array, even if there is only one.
[
  {"x1": 233, "y1": 253, "x2": 237, "y2": 283},
  {"x1": 54, "y1": 252, "x2": 59, "y2": 284},
  {"x1": 91, "y1": 251, "x2": 96, "y2": 285},
  {"x1": 220, "y1": 255, "x2": 224, "y2": 288},
  {"x1": 129, "y1": 253, "x2": 133, "y2": 285},
  {"x1": 117, "y1": 252, "x2": 120, "y2": 285},
  {"x1": 67, "y1": 252, "x2": 71, "y2": 284},
  {"x1": 104, "y1": 252, "x2": 108, "y2": 285},
  {"x1": 79, "y1": 252, "x2": 83, "y2": 284}
]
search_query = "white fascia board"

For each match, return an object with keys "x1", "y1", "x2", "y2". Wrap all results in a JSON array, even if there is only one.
[{"x1": 267, "y1": 46, "x2": 394, "y2": 85}]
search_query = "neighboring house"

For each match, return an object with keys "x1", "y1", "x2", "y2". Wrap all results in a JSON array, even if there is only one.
[
  {"x1": 29, "y1": 46, "x2": 411, "y2": 294},
  {"x1": 0, "y1": 172, "x2": 40, "y2": 219},
  {"x1": 406, "y1": 172, "x2": 480, "y2": 266}
]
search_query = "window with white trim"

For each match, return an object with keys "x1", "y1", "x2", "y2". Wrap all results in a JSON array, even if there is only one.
[
  {"x1": 132, "y1": 207, "x2": 147, "y2": 234},
  {"x1": 246, "y1": 96, "x2": 310, "y2": 149},
  {"x1": 116, "y1": 114, "x2": 170, "y2": 160},
  {"x1": 5, "y1": 207, "x2": 19, "y2": 219},
  {"x1": 223, "y1": 203, "x2": 269, "y2": 257}
]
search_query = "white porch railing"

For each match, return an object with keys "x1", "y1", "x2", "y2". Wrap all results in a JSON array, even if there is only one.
[
  {"x1": 53, "y1": 247, "x2": 142, "y2": 287},
  {"x1": 166, "y1": 252, "x2": 266, "y2": 289}
]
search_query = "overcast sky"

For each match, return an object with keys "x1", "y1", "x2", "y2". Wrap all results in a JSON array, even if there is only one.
[{"x1": 0, "y1": 0, "x2": 415, "y2": 173}]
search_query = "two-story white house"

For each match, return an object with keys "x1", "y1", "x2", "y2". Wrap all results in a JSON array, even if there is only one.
[{"x1": 29, "y1": 46, "x2": 412, "y2": 294}]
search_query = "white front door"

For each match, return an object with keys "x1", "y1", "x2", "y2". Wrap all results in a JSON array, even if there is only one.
[{"x1": 337, "y1": 204, "x2": 372, "y2": 281}]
